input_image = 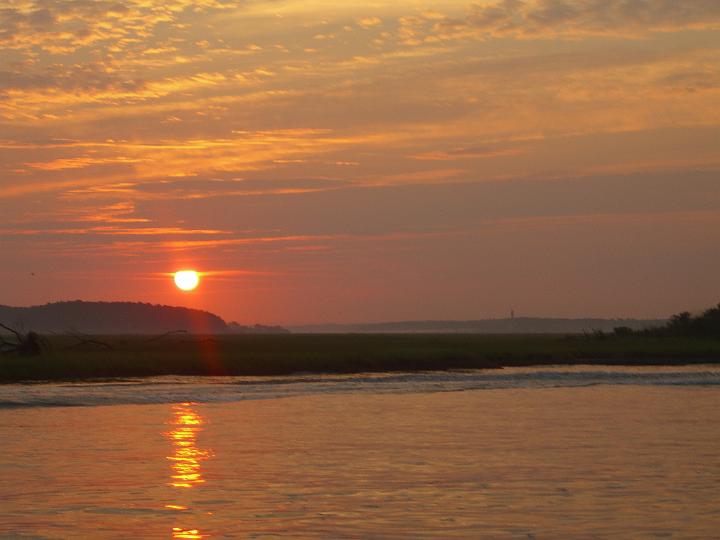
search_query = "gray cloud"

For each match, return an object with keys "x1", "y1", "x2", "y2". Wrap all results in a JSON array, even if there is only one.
[
  {"x1": 131, "y1": 176, "x2": 345, "y2": 198},
  {"x1": 465, "y1": 0, "x2": 720, "y2": 38},
  {"x1": 147, "y1": 169, "x2": 720, "y2": 237},
  {"x1": 0, "y1": 63, "x2": 144, "y2": 93}
]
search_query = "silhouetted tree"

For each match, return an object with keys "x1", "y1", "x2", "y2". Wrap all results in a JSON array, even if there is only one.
[
  {"x1": 667, "y1": 311, "x2": 692, "y2": 335},
  {"x1": 0, "y1": 323, "x2": 49, "y2": 356},
  {"x1": 647, "y1": 303, "x2": 720, "y2": 338},
  {"x1": 613, "y1": 326, "x2": 634, "y2": 337}
]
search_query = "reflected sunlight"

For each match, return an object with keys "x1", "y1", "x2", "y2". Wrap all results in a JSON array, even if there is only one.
[
  {"x1": 172, "y1": 527, "x2": 205, "y2": 539},
  {"x1": 166, "y1": 402, "x2": 211, "y2": 488},
  {"x1": 165, "y1": 402, "x2": 212, "y2": 539}
]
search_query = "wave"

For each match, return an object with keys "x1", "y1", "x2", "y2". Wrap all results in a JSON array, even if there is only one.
[{"x1": 1, "y1": 366, "x2": 718, "y2": 409}]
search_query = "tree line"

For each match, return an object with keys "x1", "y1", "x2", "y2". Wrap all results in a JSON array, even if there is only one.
[{"x1": 611, "y1": 303, "x2": 720, "y2": 339}]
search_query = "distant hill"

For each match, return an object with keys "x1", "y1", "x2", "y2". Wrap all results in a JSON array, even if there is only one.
[
  {"x1": 290, "y1": 317, "x2": 667, "y2": 334},
  {"x1": 0, "y1": 301, "x2": 289, "y2": 335}
]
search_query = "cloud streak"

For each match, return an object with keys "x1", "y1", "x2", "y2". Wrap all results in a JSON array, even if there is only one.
[{"x1": 463, "y1": 0, "x2": 720, "y2": 38}]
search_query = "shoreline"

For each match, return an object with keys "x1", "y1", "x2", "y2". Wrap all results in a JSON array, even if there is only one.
[{"x1": 1, "y1": 333, "x2": 719, "y2": 383}]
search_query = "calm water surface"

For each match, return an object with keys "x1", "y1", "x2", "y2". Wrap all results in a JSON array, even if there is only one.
[{"x1": 1, "y1": 366, "x2": 719, "y2": 539}]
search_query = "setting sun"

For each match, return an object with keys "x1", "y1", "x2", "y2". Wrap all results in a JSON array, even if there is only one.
[{"x1": 174, "y1": 271, "x2": 200, "y2": 292}]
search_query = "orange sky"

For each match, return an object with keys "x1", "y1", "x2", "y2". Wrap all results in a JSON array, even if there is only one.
[{"x1": 1, "y1": 0, "x2": 719, "y2": 324}]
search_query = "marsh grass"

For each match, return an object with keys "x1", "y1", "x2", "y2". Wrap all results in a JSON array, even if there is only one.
[{"x1": 1, "y1": 333, "x2": 719, "y2": 382}]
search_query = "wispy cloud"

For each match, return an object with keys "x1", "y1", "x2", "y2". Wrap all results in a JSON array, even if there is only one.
[
  {"x1": 410, "y1": 145, "x2": 524, "y2": 161},
  {"x1": 24, "y1": 156, "x2": 141, "y2": 171},
  {"x1": 462, "y1": 0, "x2": 720, "y2": 39}
]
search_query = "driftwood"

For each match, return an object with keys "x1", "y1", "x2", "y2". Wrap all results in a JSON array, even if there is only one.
[
  {"x1": 0, "y1": 323, "x2": 50, "y2": 356},
  {"x1": 63, "y1": 332, "x2": 114, "y2": 351},
  {"x1": 1, "y1": 325, "x2": 190, "y2": 356},
  {"x1": 143, "y1": 329, "x2": 188, "y2": 343},
  {"x1": 64, "y1": 329, "x2": 188, "y2": 349}
]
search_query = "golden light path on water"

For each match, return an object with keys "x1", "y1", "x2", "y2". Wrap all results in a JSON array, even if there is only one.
[{"x1": 165, "y1": 402, "x2": 212, "y2": 539}]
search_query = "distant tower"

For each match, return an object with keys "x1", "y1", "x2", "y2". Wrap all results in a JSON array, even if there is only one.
[{"x1": 511, "y1": 308, "x2": 515, "y2": 320}]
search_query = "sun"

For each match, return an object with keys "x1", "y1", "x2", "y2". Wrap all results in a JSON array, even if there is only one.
[{"x1": 174, "y1": 270, "x2": 200, "y2": 291}]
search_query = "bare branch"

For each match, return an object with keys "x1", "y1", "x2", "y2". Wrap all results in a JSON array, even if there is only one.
[
  {"x1": 0, "y1": 322, "x2": 24, "y2": 343},
  {"x1": 144, "y1": 329, "x2": 188, "y2": 343},
  {"x1": 64, "y1": 332, "x2": 113, "y2": 350}
]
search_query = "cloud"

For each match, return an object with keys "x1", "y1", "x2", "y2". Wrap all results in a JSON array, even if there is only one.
[
  {"x1": 70, "y1": 201, "x2": 150, "y2": 224},
  {"x1": 24, "y1": 156, "x2": 141, "y2": 171},
  {"x1": 127, "y1": 176, "x2": 346, "y2": 200},
  {"x1": 0, "y1": 0, "x2": 246, "y2": 54},
  {"x1": 0, "y1": 64, "x2": 143, "y2": 95},
  {"x1": 463, "y1": 0, "x2": 720, "y2": 38},
  {"x1": 357, "y1": 16, "x2": 382, "y2": 29},
  {"x1": 410, "y1": 145, "x2": 524, "y2": 161}
]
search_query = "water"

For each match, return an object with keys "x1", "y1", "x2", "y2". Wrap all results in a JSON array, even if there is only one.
[
  {"x1": 1, "y1": 365, "x2": 718, "y2": 409},
  {"x1": 1, "y1": 366, "x2": 719, "y2": 538}
]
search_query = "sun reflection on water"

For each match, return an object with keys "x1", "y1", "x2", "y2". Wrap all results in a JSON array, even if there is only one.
[
  {"x1": 167, "y1": 402, "x2": 210, "y2": 489},
  {"x1": 165, "y1": 402, "x2": 212, "y2": 538},
  {"x1": 172, "y1": 527, "x2": 205, "y2": 539}
]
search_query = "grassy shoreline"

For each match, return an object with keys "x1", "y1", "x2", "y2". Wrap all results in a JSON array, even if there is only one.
[{"x1": 1, "y1": 333, "x2": 720, "y2": 383}]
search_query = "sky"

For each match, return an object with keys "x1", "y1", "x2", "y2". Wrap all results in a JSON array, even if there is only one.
[{"x1": 1, "y1": 0, "x2": 719, "y2": 325}]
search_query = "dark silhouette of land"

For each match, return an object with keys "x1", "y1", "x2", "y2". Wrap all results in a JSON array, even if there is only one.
[
  {"x1": 0, "y1": 302, "x2": 718, "y2": 383},
  {"x1": 291, "y1": 317, "x2": 666, "y2": 334},
  {"x1": 618, "y1": 303, "x2": 720, "y2": 339},
  {"x1": 0, "y1": 301, "x2": 665, "y2": 336},
  {"x1": 0, "y1": 332, "x2": 718, "y2": 383},
  {"x1": 0, "y1": 301, "x2": 289, "y2": 335}
]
